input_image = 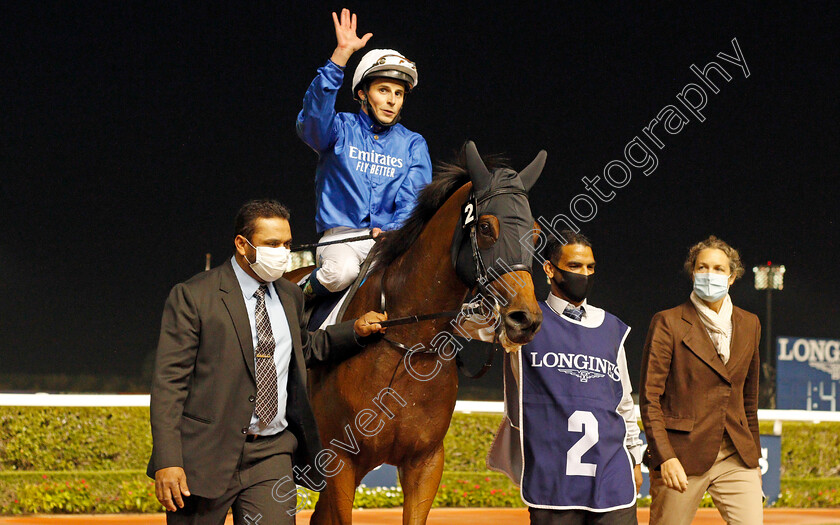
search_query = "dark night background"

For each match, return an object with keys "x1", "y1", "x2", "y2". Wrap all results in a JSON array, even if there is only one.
[{"x1": 1, "y1": 2, "x2": 837, "y2": 398}]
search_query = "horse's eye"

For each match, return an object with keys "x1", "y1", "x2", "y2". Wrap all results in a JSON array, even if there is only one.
[{"x1": 479, "y1": 222, "x2": 491, "y2": 235}]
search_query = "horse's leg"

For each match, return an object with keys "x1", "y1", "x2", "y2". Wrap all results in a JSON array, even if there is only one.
[
  {"x1": 309, "y1": 455, "x2": 358, "y2": 525},
  {"x1": 398, "y1": 444, "x2": 445, "y2": 525}
]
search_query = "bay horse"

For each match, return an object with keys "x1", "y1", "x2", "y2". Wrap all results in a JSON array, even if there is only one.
[{"x1": 289, "y1": 142, "x2": 546, "y2": 524}]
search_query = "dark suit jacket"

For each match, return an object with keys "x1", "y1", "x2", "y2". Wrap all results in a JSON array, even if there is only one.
[
  {"x1": 146, "y1": 260, "x2": 364, "y2": 498},
  {"x1": 639, "y1": 300, "x2": 761, "y2": 476}
]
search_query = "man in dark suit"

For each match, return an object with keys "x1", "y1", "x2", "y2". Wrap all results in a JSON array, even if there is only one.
[{"x1": 147, "y1": 199, "x2": 387, "y2": 524}]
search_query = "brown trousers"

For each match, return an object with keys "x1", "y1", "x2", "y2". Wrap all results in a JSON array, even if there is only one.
[{"x1": 649, "y1": 435, "x2": 763, "y2": 525}]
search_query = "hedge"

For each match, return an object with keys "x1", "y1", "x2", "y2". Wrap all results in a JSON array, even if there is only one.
[
  {"x1": 1, "y1": 407, "x2": 839, "y2": 513},
  {"x1": 1, "y1": 473, "x2": 159, "y2": 514},
  {"x1": 0, "y1": 407, "x2": 151, "y2": 471},
  {"x1": 443, "y1": 413, "x2": 502, "y2": 472},
  {"x1": 770, "y1": 422, "x2": 840, "y2": 477}
]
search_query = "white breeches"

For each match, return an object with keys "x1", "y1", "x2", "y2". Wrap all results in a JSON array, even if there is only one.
[{"x1": 315, "y1": 227, "x2": 376, "y2": 293}]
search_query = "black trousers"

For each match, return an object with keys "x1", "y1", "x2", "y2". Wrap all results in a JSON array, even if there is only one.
[
  {"x1": 529, "y1": 504, "x2": 638, "y2": 525},
  {"x1": 167, "y1": 430, "x2": 299, "y2": 525}
]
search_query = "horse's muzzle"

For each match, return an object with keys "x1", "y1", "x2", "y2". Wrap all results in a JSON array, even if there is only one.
[{"x1": 503, "y1": 308, "x2": 543, "y2": 345}]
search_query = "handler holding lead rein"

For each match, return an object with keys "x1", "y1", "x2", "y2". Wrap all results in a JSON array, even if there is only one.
[{"x1": 297, "y1": 8, "x2": 432, "y2": 299}]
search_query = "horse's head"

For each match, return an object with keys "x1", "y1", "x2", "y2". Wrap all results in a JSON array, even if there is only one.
[{"x1": 451, "y1": 141, "x2": 545, "y2": 349}]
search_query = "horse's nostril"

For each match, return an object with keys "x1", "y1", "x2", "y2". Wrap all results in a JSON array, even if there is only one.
[{"x1": 507, "y1": 310, "x2": 532, "y2": 328}]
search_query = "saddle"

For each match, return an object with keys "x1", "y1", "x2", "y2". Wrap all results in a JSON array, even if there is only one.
[{"x1": 300, "y1": 249, "x2": 376, "y2": 332}]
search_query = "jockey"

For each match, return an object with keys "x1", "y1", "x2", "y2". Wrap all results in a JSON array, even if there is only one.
[{"x1": 297, "y1": 8, "x2": 432, "y2": 299}]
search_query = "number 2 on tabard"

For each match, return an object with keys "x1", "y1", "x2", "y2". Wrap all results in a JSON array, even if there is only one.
[{"x1": 566, "y1": 410, "x2": 598, "y2": 477}]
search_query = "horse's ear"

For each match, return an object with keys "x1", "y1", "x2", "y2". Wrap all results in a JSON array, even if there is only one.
[
  {"x1": 519, "y1": 150, "x2": 547, "y2": 192},
  {"x1": 465, "y1": 141, "x2": 492, "y2": 195}
]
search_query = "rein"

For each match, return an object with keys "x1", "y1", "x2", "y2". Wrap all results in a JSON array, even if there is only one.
[{"x1": 291, "y1": 234, "x2": 374, "y2": 252}]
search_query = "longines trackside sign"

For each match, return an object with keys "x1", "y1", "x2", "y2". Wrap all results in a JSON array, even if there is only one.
[{"x1": 776, "y1": 336, "x2": 840, "y2": 411}]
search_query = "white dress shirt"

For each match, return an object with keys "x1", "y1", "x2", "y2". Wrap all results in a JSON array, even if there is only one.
[{"x1": 231, "y1": 256, "x2": 293, "y2": 436}]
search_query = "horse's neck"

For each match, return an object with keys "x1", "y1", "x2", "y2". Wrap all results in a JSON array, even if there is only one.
[{"x1": 383, "y1": 183, "x2": 472, "y2": 320}]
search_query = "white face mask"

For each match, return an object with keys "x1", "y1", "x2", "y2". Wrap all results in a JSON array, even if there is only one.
[
  {"x1": 693, "y1": 272, "x2": 730, "y2": 302},
  {"x1": 245, "y1": 239, "x2": 292, "y2": 282}
]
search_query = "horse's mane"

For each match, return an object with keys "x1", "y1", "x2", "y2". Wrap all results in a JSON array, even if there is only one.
[{"x1": 371, "y1": 148, "x2": 508, "y2": 268}]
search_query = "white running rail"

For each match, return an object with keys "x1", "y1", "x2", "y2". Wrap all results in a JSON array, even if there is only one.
[{"x1": 1, "y1": 394, "x2": 839, "y2": 422}]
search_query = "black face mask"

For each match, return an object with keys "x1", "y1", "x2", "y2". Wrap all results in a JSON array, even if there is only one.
[{"x1": 551, "y1": 265, "x2": 595, "y2": 304}]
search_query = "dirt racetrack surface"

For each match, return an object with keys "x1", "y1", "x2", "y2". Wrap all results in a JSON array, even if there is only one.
[{"x1": 3, "y1": 508, "x2": 840, "y2": 524}]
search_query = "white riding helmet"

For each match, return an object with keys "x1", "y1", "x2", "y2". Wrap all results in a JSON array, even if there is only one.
[{"x1": 351, "y1": 49, "x2": 418, "y2": 100}]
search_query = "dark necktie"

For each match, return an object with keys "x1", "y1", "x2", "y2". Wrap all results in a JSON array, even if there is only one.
[
  {"x1": 253, "y1": 285, "x2": 278, "y2": 424},
  {"x1": 563, "y1": 304, "x2": 585, "y2": 322}
]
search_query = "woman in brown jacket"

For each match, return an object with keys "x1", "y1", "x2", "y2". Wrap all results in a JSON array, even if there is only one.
[{"x1": 640, "y1": 236, "x2": 763, "y2": 524}]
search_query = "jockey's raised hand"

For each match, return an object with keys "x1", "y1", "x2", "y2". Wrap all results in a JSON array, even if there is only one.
[{"x1": 330, "y1": 8, "x2": 372, "y2": 67}]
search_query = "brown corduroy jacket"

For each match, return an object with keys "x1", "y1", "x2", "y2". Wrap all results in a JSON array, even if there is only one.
[{"x1": 640, "y1": 300, "x2": 761, "y2": 476}]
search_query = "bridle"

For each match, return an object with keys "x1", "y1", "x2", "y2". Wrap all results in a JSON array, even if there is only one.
[
  {"x1": 378, "y1": 186, "x2": 530, "y2": 330},
  {"x1": 465, "y1": 187, "x2": 532, "y2": 297},
  {"x1": 376, "y1": 186, "x2": 531, "y2": 379}
]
